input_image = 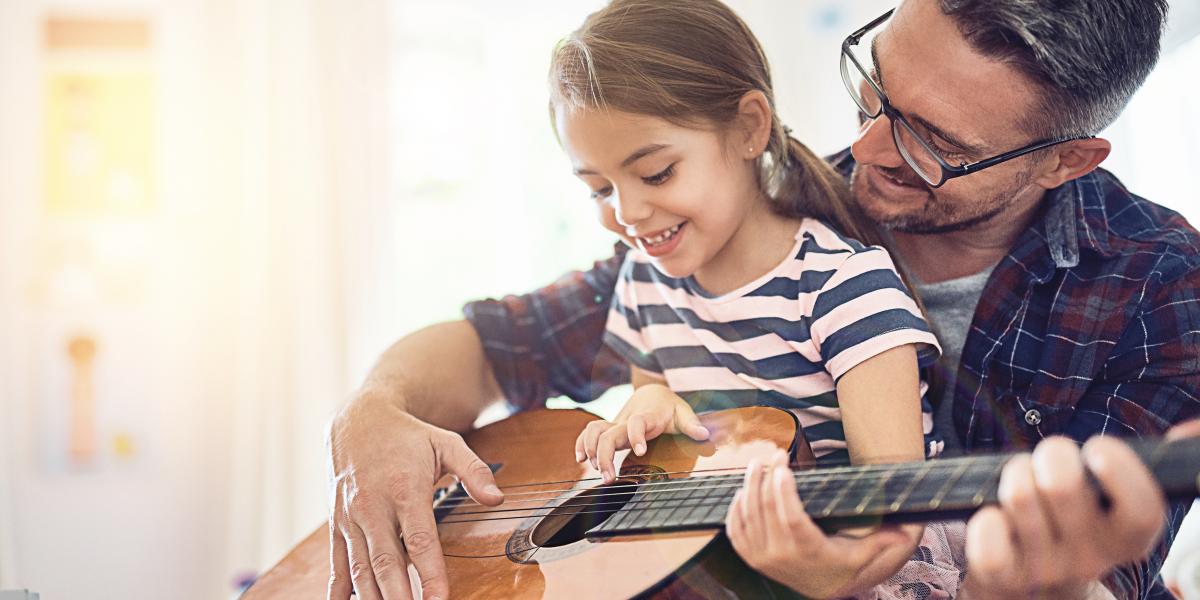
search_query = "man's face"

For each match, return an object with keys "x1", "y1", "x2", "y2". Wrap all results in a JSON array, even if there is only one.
[{"x1": 849, "y1": 0, "x2": 1050, "y2": 234}]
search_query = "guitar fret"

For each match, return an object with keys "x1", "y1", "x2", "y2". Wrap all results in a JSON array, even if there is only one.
[
  {"x1": 890, "y1": 461, "x2": 933, "y2": 511},
  {"x1": 660, "y1": 480, "x2": 697, "y2": 528},
  {"x1": 854, "y1": 465, "x2": 895, "y2": 514},
  {"x1": 928, "y1": 460, "x2": 971, "y2": 509},
  {"x1": 819, "y1": 468, "x2": 865, "y2": 518}
]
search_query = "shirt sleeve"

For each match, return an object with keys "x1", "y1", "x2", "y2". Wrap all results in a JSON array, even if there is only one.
[
  {"x1": 462, "y1": 243, "x2": 630, "y2": 409},
  {"x1": 601, "y1": 253, "x2": 664, "y2": 375},
  {"x1": 809, "y1": 245, "x2": 941, "y2": 382}
]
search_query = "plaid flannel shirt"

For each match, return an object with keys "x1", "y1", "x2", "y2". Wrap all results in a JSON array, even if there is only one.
[{"x1": 463, "y1": 149, "x2": 1200, "y2": 599}]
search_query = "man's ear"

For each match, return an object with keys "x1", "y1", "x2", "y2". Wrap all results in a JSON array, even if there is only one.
[
  {"x1": 1034, "y1": 137, "x2": 1111, "y2": 189},
  {"x1": 736, "y1": 90, "x2": 774, "y2": 159}
]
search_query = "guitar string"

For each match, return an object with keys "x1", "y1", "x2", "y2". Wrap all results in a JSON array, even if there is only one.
[
  {"x1": 439, "y1": 470, "x2": 1001, "y2": 520},
  {"x1": 436, "y1": 458, "x2": 1008, "y2": 520},
  {"x1": 442, "y1": 459, "x2": 1007, "y2": 510},
  {"x1": 490, "y1": 449, "x2": 952, "y2": 491},
  {"x1": 435, "y1": 490, "x2": 993, "y2": 527}
]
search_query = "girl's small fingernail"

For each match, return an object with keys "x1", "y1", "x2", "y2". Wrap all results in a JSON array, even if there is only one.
[
  {"x1": 575, "y1": 451, "x2": 584, "y2": 462},
  {"x1": 635, "y1": 443, "x2": 646, "y2": 455}
]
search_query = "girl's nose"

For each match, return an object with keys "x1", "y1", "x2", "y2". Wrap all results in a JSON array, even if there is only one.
[
  {"x1": 613, "y1": 190, "x2": 654, "y2": 227},
  {"x1": 850, "y1": 114, "x2": 906, "y2": 170}
]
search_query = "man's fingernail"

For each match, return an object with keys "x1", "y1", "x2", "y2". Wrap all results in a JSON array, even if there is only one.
[
  {"x1": 484, "y1": 484, "x2": 502, "y2": 496},
  {"x1": 575, "y1": 451, "x2": 584, "y2": 462},
  {"x1": 635, "y1": 443, "x2": 646, "y2": 455}
]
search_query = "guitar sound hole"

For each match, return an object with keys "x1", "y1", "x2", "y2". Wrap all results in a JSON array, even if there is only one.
[{"x1": 531, "y1": 482, "x2": 637, "y2": 548}]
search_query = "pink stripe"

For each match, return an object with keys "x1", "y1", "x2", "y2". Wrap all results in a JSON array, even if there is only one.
[
  {"x1": 811, "y1": 288, "x2": 923, "y2": 345},
  {"x1": 639, "y1": 322, "x2": 823, "y2": 363},
  {"x1": 825, "y1": 329, "x2": 941, "y2": 381},
  {"x1": 625, "y1": 279, "x2": 809, "y2": 321}
]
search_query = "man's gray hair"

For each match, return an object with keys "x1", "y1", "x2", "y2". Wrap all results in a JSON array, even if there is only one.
[{"x1": 939, "y1": 0, "x2": 1168, "y2": 137}]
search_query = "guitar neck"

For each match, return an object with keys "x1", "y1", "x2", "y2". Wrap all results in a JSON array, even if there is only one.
[{"x1": 588, "y1": 436, "x2": 1200, "y2": 536}]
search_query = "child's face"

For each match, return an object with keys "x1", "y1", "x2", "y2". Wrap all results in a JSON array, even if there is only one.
[{"x1": 556, "y1": 107, "x2": 761, "y2": 279}]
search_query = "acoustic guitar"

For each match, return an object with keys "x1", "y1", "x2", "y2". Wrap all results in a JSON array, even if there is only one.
[{"x1": 243, "y1": 406, "x2": 1200, "y2": 599}]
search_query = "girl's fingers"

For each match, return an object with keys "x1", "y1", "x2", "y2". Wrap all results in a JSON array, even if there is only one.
[
  {"x1": 574, "y1": 430, "x2": 587, "y2": 463},
  {"x1": 582, "y1": 420, "x2": 612, "y2": 470},
  {"x1": 741, "y1": 457, "x2": 768, "y2": 542},
  {"x1": 596, "y1": 425, "x2": 630, "y2": 483},
  {"x1": 673, "y1": 403, "x2": 710, "y2": 440},
  {"x1": 627, "y1": 414, "x2": 648, "y2": 456}
]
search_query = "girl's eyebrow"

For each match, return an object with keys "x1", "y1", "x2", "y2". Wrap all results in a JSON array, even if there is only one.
[{"x1": 573, "y1": 143, "x2": 671, "y2": 175}]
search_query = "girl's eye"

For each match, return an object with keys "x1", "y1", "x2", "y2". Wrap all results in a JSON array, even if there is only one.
[
  {"x1": 590, "y1": 186, "x2": 613, "y2": 200},
  {"x1": 642, "y1": 164, "x2": 675, "y2": 186}
]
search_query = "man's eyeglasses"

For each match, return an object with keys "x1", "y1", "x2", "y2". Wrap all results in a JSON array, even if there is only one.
[{"x1": 839, "y1": 9, "x2": 1090, "y2": 188}]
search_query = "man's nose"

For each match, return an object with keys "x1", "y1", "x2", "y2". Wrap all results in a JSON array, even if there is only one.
[{"x1": 850, "y1": 113, "x2": 906, "y2": 170}]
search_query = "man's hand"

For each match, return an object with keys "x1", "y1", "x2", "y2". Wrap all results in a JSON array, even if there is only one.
[
  {"x1": 726, "y1": 450, "x2": 923, "y2": 599},
  {"x1": 326, "y1": 395, "x2": 504, "y2": 600},
  {"x1": 962, "y1": 435, "x2": 1169, "y2": 600}
]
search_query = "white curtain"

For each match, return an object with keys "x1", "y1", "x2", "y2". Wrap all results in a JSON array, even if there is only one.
[{"x1": 214, "y1": 0, "x2": 398, "y2": 579}]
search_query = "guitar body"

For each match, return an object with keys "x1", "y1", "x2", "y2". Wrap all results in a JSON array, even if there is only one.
[{"x1": 245, "y1": 407, "x2": 810, "y2": 599}]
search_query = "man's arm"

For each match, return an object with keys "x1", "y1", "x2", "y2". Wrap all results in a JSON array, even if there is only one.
[
  {"x1": 358, "y1": 320, "x2": 504, "y2": 433},
  {"x1": 327, "y1": 247, "x2": 627, "y2": 600}
]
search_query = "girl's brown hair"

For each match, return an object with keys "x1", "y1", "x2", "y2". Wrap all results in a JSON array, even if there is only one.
[{"x1": 547, "y1": 0, "x2": 884, "y2": 248}]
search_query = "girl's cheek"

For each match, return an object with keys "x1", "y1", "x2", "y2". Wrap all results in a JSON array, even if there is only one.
[{"x1": 597, "y1": 203, "x2": 620, "y2": 232}]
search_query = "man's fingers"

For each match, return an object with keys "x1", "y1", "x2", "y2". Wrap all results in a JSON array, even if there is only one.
[
  {"x1": 358, "y1": 512, "x2": 415, "y2": 600},
  {"x1": 1082, "y1": 436, "x2": 1166, "y2": 561},
  {"x1": 437, "y1": 431, "x2": 503, "y2": 506},
  {"x1": 1167, "y1": 419, "x2": 1200, "y2": 441},
  {"x1": 345, "y1": 522, "x2": 384, "y2": 600},
  {"x1": 1030, "y1": 437, "x2": 1095, "y2": 561},
  {"x1": 328, "y1": 518, "x2": 354, "y2": 600},
  {"x1": 996, "y1": 453, "x2": 1055, "y2": 582},
  {"x1": 673, "y1": 404, "x2": 710, "y2": 441},
  {"x1": 966, "y1": 506, "x2": 1025, "y2": 595},
  {"x1": 396, "y1": 503, "x2": 450, "y2": 600}
]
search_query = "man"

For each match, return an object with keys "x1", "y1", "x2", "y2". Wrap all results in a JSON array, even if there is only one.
[{"x1": 325, "y1": 0, "x2": 1200, "y2": 598}]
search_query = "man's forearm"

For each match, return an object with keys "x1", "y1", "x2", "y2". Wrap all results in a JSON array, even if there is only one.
[{"x1": 357, "y1": 320, "x2": 505, "y2": 433}]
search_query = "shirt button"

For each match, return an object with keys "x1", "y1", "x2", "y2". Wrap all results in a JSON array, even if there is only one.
[{"x1": 1024, "y1": 409, "x2": 1043, "y2": 426}]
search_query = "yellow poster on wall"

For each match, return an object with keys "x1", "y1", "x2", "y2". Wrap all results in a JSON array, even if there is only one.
[{"x1": 42, "y1": 18, "x2": 154, "y2": 217}]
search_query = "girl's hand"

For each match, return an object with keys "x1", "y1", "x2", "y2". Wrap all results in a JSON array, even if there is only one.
[
  {"x1": 574, "y1": 384, "x2": 710, "y2": 483},
  {"x1": 727, "y1": 450, "x2": 924, "y2": 599}
]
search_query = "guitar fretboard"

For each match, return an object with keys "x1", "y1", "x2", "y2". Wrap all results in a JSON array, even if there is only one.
[{"x1": 588, "y1": 436, "x2": 1200, "y2": 537}]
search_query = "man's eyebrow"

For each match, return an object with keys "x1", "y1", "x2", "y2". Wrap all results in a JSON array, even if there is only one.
[
  {"x1": 910, "y1": 114, "x2": 986, "y2": 155},
  {"x1": 573, "y1": 144, "x2": 669, "y2": 175},
  {"x1": 870, "y1": 37, "x2": 885, "y2": 87},
  {"x1": 870, "y1": 36, "x2": 984, "y2": 155}
]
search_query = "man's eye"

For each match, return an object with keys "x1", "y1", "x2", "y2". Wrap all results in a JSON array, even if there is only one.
[{"x1": 642, "y1": 164, "x2": 675, "y2": 186}]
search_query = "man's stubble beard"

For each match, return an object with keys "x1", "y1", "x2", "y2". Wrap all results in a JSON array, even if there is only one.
[{"x1": 849, "y1": 165, "x2": 1026, "y2": 235}]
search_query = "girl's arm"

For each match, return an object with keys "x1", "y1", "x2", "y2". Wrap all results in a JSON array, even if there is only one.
[
  {"x1": 836, "y1": 344, "x2": 926, "y2": 465},
  {"x1": 728, "y1": 343, "x2": 932, "y2": 599}
]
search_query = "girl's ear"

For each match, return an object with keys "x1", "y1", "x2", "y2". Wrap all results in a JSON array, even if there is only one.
[{"x1": 736, "y1": 90, "x2": 773, "y2": 160}]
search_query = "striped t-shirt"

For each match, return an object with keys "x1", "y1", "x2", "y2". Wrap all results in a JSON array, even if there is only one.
[{"x1": 602, "y1": 219, "x2": 943, "y2": 462}]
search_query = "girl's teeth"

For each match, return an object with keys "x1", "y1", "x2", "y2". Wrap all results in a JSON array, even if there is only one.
[{"x1": 643, "y1": 223, "x2": 683, "y2": 246}]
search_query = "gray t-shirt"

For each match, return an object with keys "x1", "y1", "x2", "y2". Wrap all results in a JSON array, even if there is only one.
[{"x1": 912, "y1": 267, "x2": 994, "y2": 456}]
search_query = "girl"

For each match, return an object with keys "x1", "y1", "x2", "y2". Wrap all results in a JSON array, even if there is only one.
[{"x1": 551, "y1": 1, "x2": 961, "y2": 598}]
